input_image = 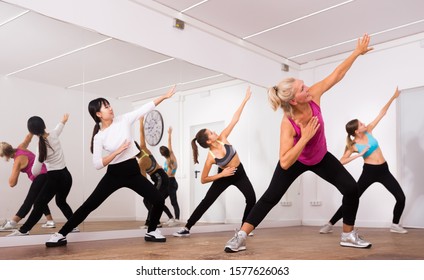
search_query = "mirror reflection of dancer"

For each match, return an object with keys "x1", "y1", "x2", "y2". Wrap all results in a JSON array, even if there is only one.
[
  {"x1": 173, "y1": 87, "x2": 256, "y2": 237},
  {"x1": 8, "y1": 115, "x2": 75, "y2": 237},
  {"x1": 159, "y1": 127, "x2": 180, "y2": 227},
  {"x1": 45, "y1": 87, "x2": 175, "y2": 247},
  {"x1": 225, "y1": 34, "x2": 374, "y2": 253},
  {"x1": 320, "y1": 87, "x2": 407, "y2": 234},
  {"x1": 138, "y1": 117, "x2": 175, "y2": 228},
  {"x1": 0, "y1": 134, "x2": 55, "y2": 231}
]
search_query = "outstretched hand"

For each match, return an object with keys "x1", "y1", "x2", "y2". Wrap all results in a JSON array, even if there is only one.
[
  {"x1": 355, "y1": 33, "x2": 373, "y2": 56},
  {"x1": 61, "y1": 114, "x2": 69, "y2": 124},
  {"x1": 245, "y1": 86, "x2": 252, "y2": 101},
  {"x1": 393, "y1": 86, "x2": 400, "y2": 99},
  {"x1": 164, "y1": 85, "x2": 177, "y2": 99}
]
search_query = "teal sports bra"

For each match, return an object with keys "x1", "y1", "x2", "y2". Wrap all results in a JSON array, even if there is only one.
[
  {"x1": 163, "y1": 160, "x2": 177, "y2": 175},
  {"x1": 355, "y1": 132, "x2": 379, "y2": 158}
]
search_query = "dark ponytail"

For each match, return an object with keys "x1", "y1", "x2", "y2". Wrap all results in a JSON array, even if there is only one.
[
  {"x1": 27, "y1": 116, "x2": 50, "y2": 162},
  {"x1": 191, "y1": 129, "x2": 209, "y2": 164},
  {"x1": 88, "y1": 98, "x2": 110, "y2": 154}
]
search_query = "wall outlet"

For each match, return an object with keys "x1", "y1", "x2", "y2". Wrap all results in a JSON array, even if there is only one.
[
  {"x1": 310, "y1": 201, "x2": 322, "y2": 206},
  {"x1": 280, "y1": 201, "x2": 292, "y2": 206}
]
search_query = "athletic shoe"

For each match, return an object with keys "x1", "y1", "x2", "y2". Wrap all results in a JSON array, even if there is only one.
[
  {"x1": 72, "y1": 227, "x2": 80, "y2": 233},
  {"x1": 0, "y1": 220, "x2": 18, "y2": 231},
  {"x1": 166, "y1": 218, "x2": 180, "y2": 227},
  {"x1": 390, "y1": 223, "x2": 408, "y2": 234},
  {"x1": 248, "y1": 231, "x2": 255, "y2": 237},
  {"x1": 224, "y1": 230, "x2": 247, "y2": 253},
  {"x1": 319, "y1": 223, "x2": 333, "y2": 234},
  {"x1": 145, "y1": 229, "x2": 166, "y2": 242},
  {"x1": 340, "y1": 230, "x2": 372, "y2": 248},
  {"x1": 41, "y1": 220, "x2": 56, "y2": 228},
  {"x1": 173, "y1": 227, "x2": 190, "y2": 237},
  {"x1": 6, "y1": 229, "x2": 29, "y2": 237},
  {"x1": 46, "y1": 233, "x2": 67, "y2": 247}
]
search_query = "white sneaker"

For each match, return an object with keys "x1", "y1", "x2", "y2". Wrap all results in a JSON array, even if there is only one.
[
  {"x1": 173, "y1": 227, "x2": 190, "y2": 237},
  {"x1": 390, "y1": 223, "x2": 408, "y2": 234},
  {"x1": 224, "y1": 230, "x2": 247, "y2": 253},
  {"x1": 71, "y1": 227, "x2": 80, "y2": 233},
  {"x1": 6, "y1": 229, "x2": 29, "y2": 237},
  {"x1": 0, "y1": 220, "x2": 18, "y2": 231},
  {"x1": 166, "y1": 218, "x2": 180, "y2": 227},
  {"x1": 41, "y1": 220, "x2": 56, "y2": 228},
  {"x1": 340, "y1": 230, "x2": 372, "y2": 248},
  {"x1": 319, "y1": 223, "x2": 333, "y2": 234},
  {"x1": 46, "y1": 233, "x2": 67, "y2": 247},
  {"x1": 145, "y1": 229, "x2": 166, "y2": 242},
  {"x1": 248, "y1": 231, "x2": 255, "y2": 237}
]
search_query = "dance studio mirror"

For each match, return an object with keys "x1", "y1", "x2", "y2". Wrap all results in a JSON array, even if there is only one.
[{"x1": 0, "y1": 1, "x2": 238, "y2": 237}]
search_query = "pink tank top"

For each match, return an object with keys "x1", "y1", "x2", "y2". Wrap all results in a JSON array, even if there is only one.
[
  {"x1": 288, "y1": 101, "x2": 327, "y2": 166},
  {"x1": 15, "y1": 148, "x2": 47, "y2": 181}
]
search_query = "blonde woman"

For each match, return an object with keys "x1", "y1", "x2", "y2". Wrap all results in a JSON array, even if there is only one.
[
  {"x1": 225, "y1": 34, "x2": 374, "y2": 253},
  {"x1": 0, "y1": 134, "x2": 55, "y2": 230}
]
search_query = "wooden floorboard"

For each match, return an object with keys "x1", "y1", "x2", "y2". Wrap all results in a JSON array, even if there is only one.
[{"x1": 0, "y1": 225, "x2": 423, "y2": 260}]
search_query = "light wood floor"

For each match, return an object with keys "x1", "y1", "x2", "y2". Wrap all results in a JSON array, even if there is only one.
[{"x1": 1, "y1": 224, "x2": 423, "y2": 260}]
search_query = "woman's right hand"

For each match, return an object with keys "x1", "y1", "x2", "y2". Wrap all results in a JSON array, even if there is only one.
[
  {"x1": 115, "y1": 140, "x2": 131, "y2": 155},
  {"x1": 299, "y1": 116, "x2": 320, "y2": 142},
  {"x1": 221, "y1": 166, "x2": 237, "y2": 177}
]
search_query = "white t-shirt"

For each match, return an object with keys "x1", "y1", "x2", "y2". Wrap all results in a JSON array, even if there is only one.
[
  {"x1": 32, "y1": 122, "x2": 67, "y2": 175},
  {"x1": 92, "y1": 101, "x2": 155, "y2": 170}
]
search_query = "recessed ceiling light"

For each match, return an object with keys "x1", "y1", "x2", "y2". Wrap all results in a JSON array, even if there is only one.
[
  {"x1": 67, "y1": 58, "x2": 175, "y2": 89},
  {"x1": 181, "y1": 0, "x2": 209, "y2": 13},
  {"x1": 243, "y1": 0, "x2": 355, "y2": 40}
]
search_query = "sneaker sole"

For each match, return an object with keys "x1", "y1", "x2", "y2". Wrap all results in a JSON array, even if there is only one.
[
  {"x1": 224, "y1": 246, "x2": 246, "y2": 253},
  {"x1": 41, "y1": 225, "x2": 56, "y2": 228},
  {"x1": 46, "y1": 240, "x2": 67, "y2": 247},
  {"x1": 173, "y1": 234, "x2": 190, "y2": 237},
  {"x1": 340, "y1": 242, "x2": 372, "y2": 249},
  {"x1": 144, "y1": 237, "x2": 166, "y2": 242},
  {"x1": 390, "y1": 229, "x2": 408, "y2": 234}
]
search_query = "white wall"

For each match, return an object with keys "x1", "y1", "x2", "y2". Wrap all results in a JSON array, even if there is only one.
[{"x1": 0, "y1": 76, "x2": 143, "y2": 223}]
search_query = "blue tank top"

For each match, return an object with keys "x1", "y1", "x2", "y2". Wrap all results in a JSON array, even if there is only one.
[
  {"x1": 355, "y1": 132, "x2": 379, "y2": 158},
  {"x1": 209, "y1": 141, "x2": 237, "y2": 168}
]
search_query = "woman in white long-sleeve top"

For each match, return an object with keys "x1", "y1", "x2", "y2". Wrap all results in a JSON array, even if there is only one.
[
  {"x1": 8, "y1": 114, "x2": 74, "y2": 236},
  {"x1": 45, "y1": 86, "x2": 175, "y2": 247}
]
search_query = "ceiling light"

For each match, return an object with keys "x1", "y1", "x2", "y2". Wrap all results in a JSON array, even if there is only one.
[
  {"x1": 118, "y1": 73, "x2": 223, "y2": 100},
  {"x1": 243, "y1": 0, "x2": 355, "y2": 40},
  {"x1": 67, "y1": 58, "x2": 175, "y2": 89},
  {"x1": 289, "y1": 18, "x2": 424, "y2": 60},
  {"x1": 6, "y1": 38, "x2": 112, "y2": 77},
  {"x1": 181, "y1": 0, "x2": 209, "y2": 13},
  {"x1": 0, "y1": 10, "x2": 29, "y2": 27}
]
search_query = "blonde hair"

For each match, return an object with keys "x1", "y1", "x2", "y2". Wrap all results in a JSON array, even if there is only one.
[
  {"x1": 0, "y1": 142, "x2": 15, "y2": 161},
  {"x1": 268, "y1": 77, "x2": 296, "y2": 117}
]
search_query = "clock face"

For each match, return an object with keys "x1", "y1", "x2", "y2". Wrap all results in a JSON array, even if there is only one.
[{"x1": 144, "y1": 110, "x2": 164, "y2": 146}]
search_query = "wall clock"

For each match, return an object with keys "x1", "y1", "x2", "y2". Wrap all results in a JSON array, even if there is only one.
[{"x1": 144, "y1": 110, "x2": 164, "y2": 146}]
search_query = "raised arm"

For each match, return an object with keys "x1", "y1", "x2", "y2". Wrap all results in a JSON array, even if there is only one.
[
  {"x1": 367, "y1": 87, "x2": 400, "y2": 133},
  {"x1": 167, "y1": 126, "x2": 173, "y2": 152},
  {"x1": 310, "y1": 34, "x2": 373, "y2": 104},
  {"x1": 18, "y1": 133, "x2": 33, "y2": 149},
  {"x1": 220, "y1": 86, "x2": 251, "y2": 139},
  {"x1": 139, "y1": 116, "x2": 151, "y2": 153},
  {"x1": 153, "y1": 85, "x2": 176, "y2": 106},
  {"x1": 340, "y1": 145, "x2": 369, "y2": 165}
]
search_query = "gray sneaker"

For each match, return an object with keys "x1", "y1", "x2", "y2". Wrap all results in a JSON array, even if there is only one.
[
  {"x1": 0, "y1": 220, "x2": 18, "y2": 231},
  {"x1": 224, "y1": 230, "x2": 246, "y2": 253},
  {"x1": 319, "y1": 223, "x2": 333, "y2": 234},
  {"x1": 340, "y1": 229, "x2": 372, "y2": 248},
  {"x1": 6, "y1": 229, "x2": 29, "y2": 237}
]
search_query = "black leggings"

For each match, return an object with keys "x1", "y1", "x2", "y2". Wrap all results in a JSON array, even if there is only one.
[
  {"x1": 186, "y1": 163, "x2": 256, "y2": 230},
  {"x1": 329, "y1": 162, "x2": 406, "y2": 225},
  {"x1": 143, "y1": 168, "x2": 173, "y2": 224},
  {"x1": 168, "y1": 177, "x2": 180, "y2": 219},
  {"x1": 20, "y1": 167, "x2": 73, "y2": 233},
  {"x1": 246, "y1": 152, "x2": 359, "y2": 227},
  {"x1": 16, "y1": 173, "x2": 51, "y2": 219},
  {"x1": 58, "y1": 158, "x2": 164, "y2": 236}
]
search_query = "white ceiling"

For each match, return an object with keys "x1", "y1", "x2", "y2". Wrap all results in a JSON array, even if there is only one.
[{"x1": 1, "y1": 0, "x2": 424, "y2": 102}]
